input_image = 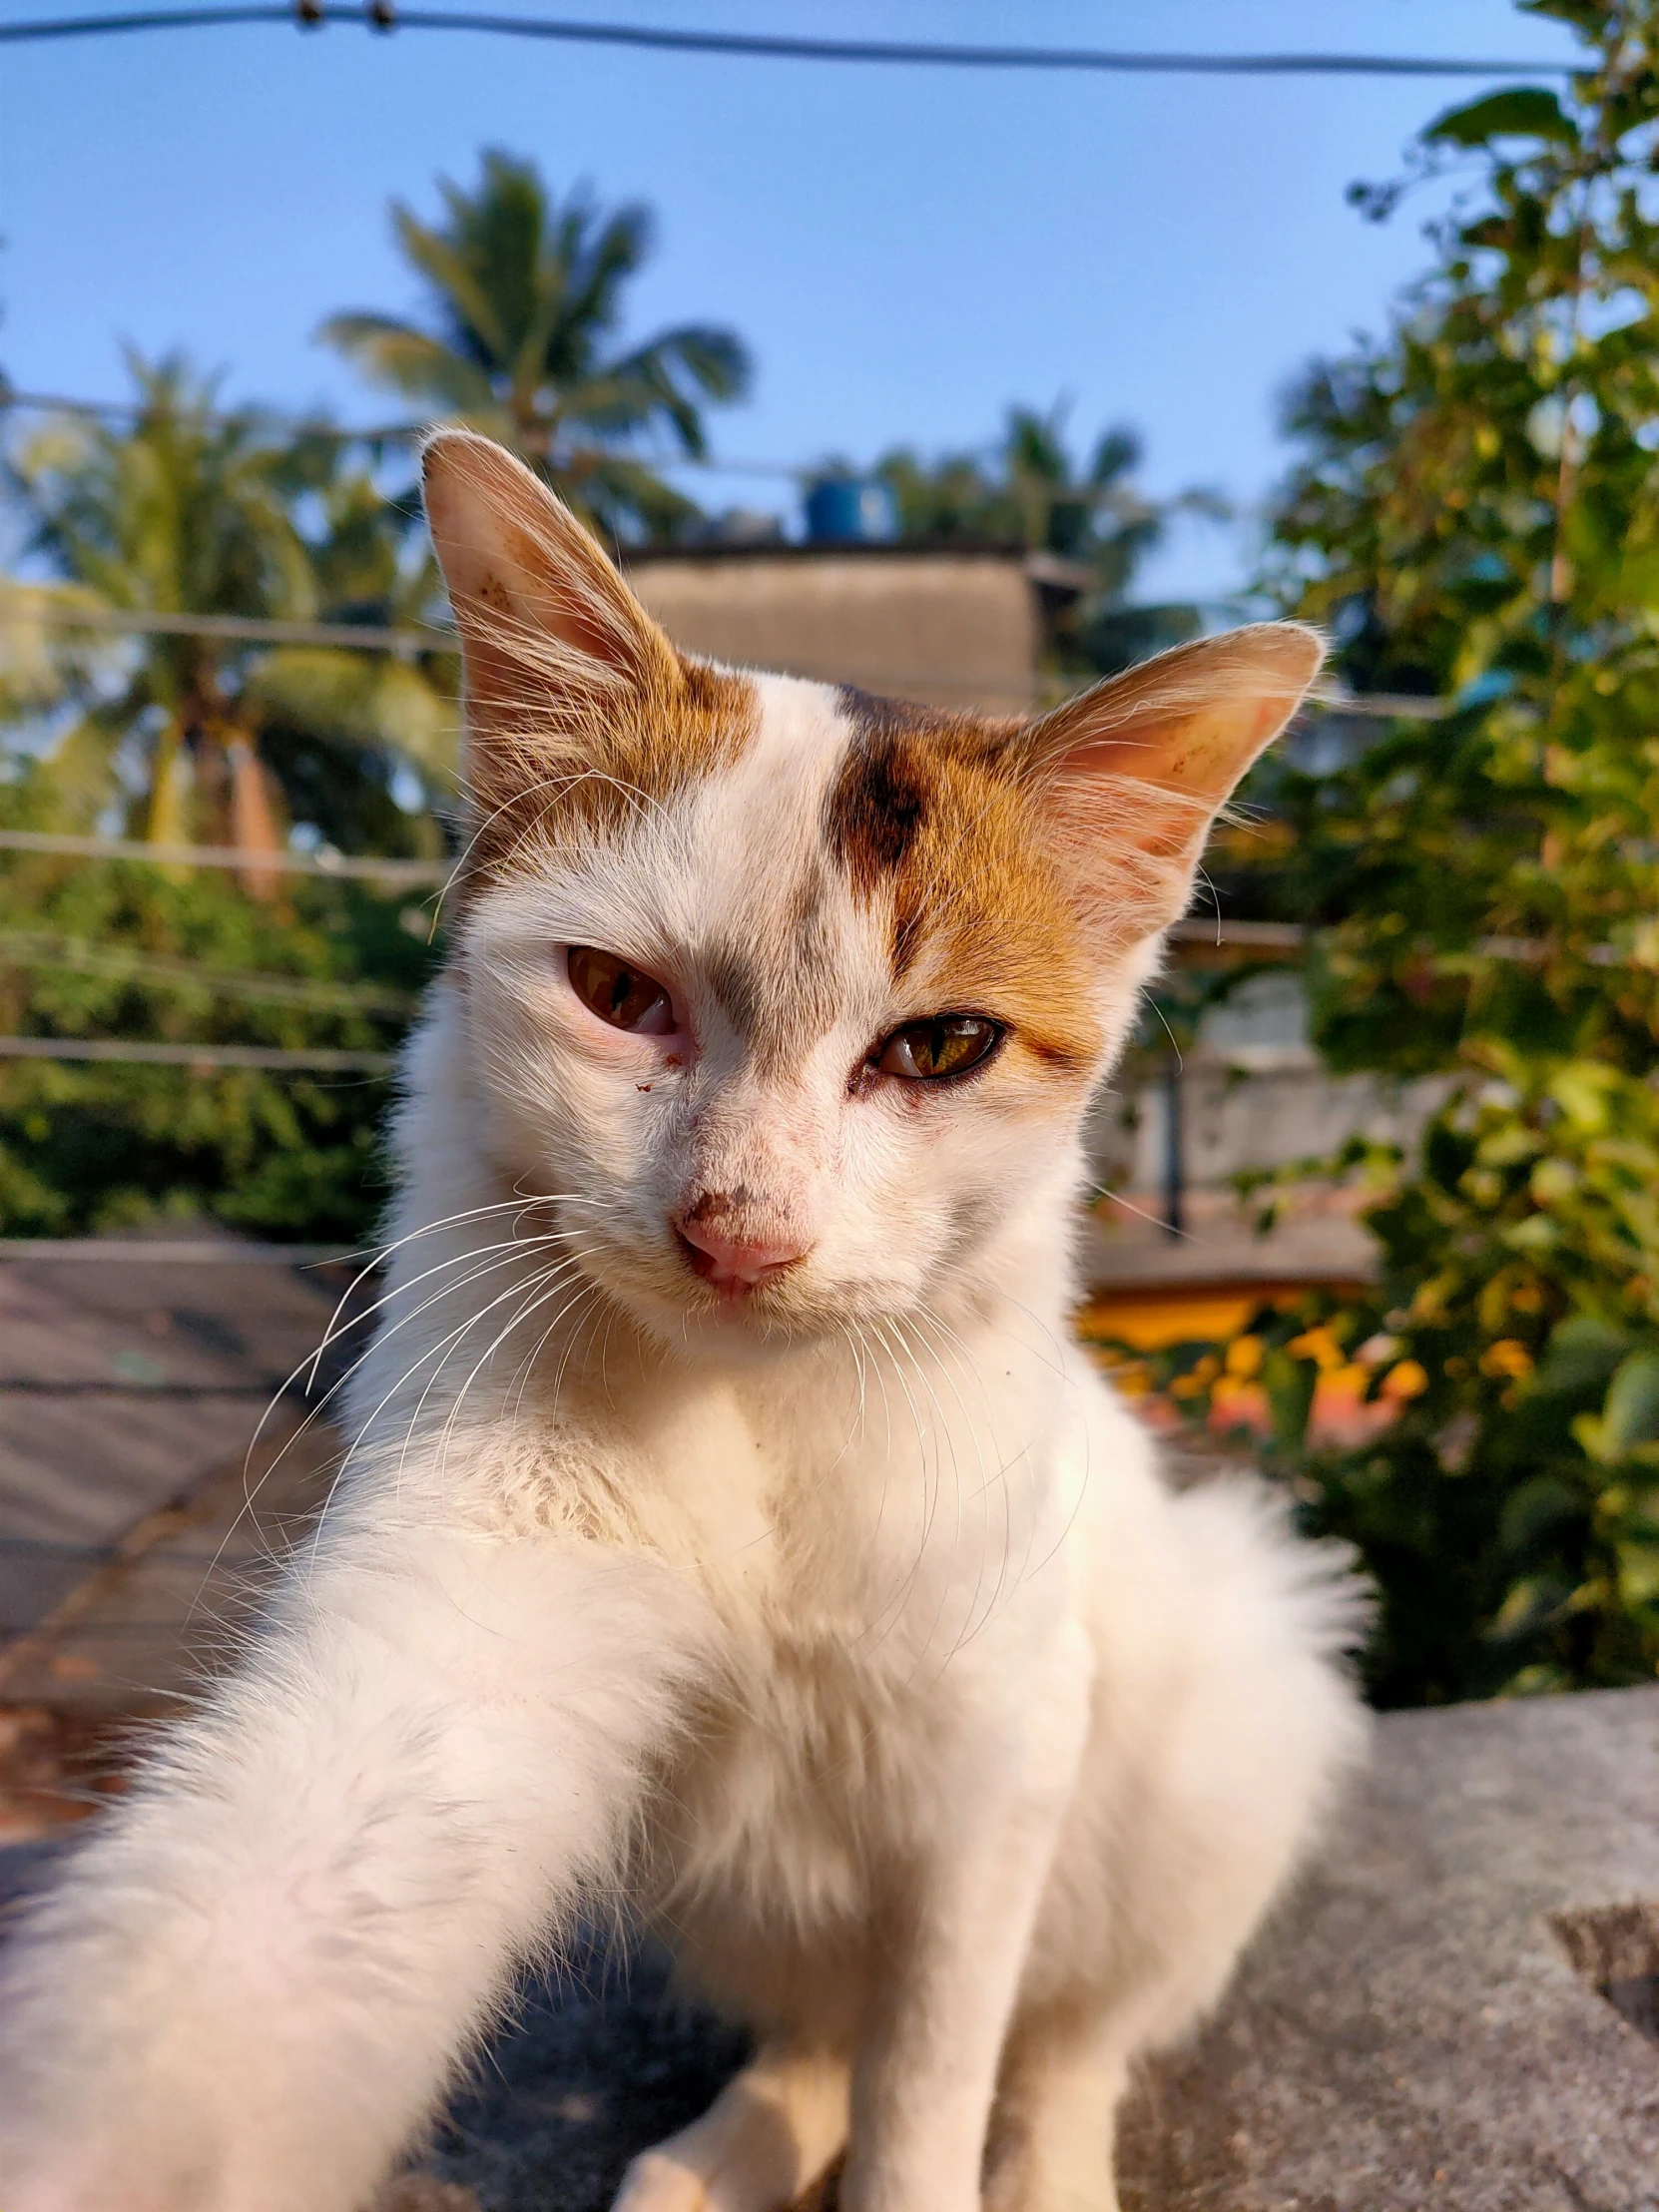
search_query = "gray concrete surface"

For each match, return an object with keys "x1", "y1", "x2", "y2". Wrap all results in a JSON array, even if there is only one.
[
  {"x1": 1116, "y1": 1684, "x2": 1659, "y2": 2211},
  {"x1": 0, "y1": 1229, "x2": 347, "y2": 1643},
  {"x1": 7, "y1": 1571, "x2": 1658, "y2": 2208},
  {"x1": 381, "y1": 1688, "x2": 1659, "y2": 2208}
]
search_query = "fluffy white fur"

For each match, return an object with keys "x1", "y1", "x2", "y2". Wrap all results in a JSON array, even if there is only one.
[{"x1": 0, "y1": 445, "x2": 1365, "y2": 2212}]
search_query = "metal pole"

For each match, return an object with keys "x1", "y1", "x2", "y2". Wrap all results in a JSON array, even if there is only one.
[{"x1": 1161, "y1": 1057, "x2": 1185, "y2": 1240}]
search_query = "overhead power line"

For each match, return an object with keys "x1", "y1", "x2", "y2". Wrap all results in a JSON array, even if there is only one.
[
  {"x1": 0, "y1": 928, "x2": 421, "y2": 1013},
  {"x1": 0, "y1": 1236, "x2": 362, "y2": 1261},
  {"x1": 0, "y1": 594, "x2": 1456, "y2": 714},
  {"x1": 0, "y1": 1035, "x2": 395, "y2": 1070},
  {"x1": 1, "y1": 387, "x2": 413, "y2": 442},
  {"x1": 0, "y1": 389, "x2": 808, "y2": 475},
  {"x1": 0, "y1": 7, "x2": 1577, "y2": 76},
  {"x1": 0, "y1": 829, "x2": 449, "y2": 885},
  {"x1": 1, "y1": 600, "x2": 450, "y2": 654}
]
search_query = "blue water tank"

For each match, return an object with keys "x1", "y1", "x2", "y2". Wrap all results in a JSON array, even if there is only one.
[{"x1": 804, "y1": 475, "x2": 897, "y2": 544}]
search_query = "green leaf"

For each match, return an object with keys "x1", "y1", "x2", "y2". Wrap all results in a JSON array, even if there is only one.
[
  {"x1": 1423, "y1": 88, "x2": 1577, "y2": 149},
  {"x1": 1601, "y1": 1353, "x2": 1659, "y2": 1457},
  {"x1": 1616, "y1": 1538, "x2": 1659, "y2": 1608},
  {"x1": 1486, "y1": 1572, "x2": 1572, "y2": 1641},
  {"x1": 1533, "y1": 1314, "x2": 1631, "y2": 1397},
  {"x1": 1498, "y1": 1474, "x2": 1583, "y2": 1555},
  {"x1": 1262, "y1": 1346, "x2": 1318, "y2": 1452}
]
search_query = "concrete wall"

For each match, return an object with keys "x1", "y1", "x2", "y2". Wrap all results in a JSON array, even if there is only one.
[
  {"x1": 1086, "y1": 971, "x2": 1448, "y2": 1195},
  {"x1": 626, "y1": 548, "x2": 1042, "y2": 715}
]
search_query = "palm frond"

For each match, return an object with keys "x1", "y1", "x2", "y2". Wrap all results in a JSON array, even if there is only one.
[
  {"x1": 317, "y1": 314, "x2": 497, "y2": 412},
  {"x1": 248, "y1": 647, "x2": 459, "y2": 776},
  {"x1": 326, "y1": 152, "x2": 747, "y2": 527}
]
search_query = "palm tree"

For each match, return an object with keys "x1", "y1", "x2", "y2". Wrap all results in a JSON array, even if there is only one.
[
  {"x1": 8, "y1": 353, "x2": 456, "y2": 875},
  {"x1": 9, "y1": 351, "x2": 314, "y2": 874},
  {"x1": 319, "y1": 150, "x2": 752, "y2": 542},
  {"x1": 249, "y1": 451, "x2": 460, "y2": 854}
]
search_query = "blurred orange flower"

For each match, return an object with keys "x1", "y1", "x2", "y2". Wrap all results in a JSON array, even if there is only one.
[
  {"x1": 1480, "y1": 1340, "x2": 1534, "y2": 1381},
  {"x1": 1381, "y1": 1360, "x2": 1429, "y2": 1402},
  {"x1": 1288, "y1": 1327, "x2": 1347, "y2": 1373}
]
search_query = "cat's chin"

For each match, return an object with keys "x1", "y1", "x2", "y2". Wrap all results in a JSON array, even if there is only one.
[
  {"x1": 637, "y1": 1285, "x2": 851, "y2": 1362},
  {"x1": 582, "y1": 1257, "x2": 905, "y2": 1366}
]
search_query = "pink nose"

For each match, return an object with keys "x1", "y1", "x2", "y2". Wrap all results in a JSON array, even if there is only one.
[{"x1": 675, "y1": 1215, "x2": 807, "y2": 1297}]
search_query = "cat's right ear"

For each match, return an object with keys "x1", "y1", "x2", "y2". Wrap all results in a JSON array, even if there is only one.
[
  {"x1": 421, "y1": 429, "x2": 677, "y2": 753},
  {"x1": 1013, "y1": 623, "x2": 1324, "y2": 952}
]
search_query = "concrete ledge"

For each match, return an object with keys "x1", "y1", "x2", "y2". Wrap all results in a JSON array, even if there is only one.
[
  {"x1": 382, "y1": 1688, "x2": 1659, "y2": 2208},
  {"x1": 1115, "y1": 1685, "x2": 1659, "y2": 2209},
  {"x1": 8, "y1": 1690, "x2": 1657, "y2": 2207},
  {"x1": 1079, "y1": 1215, "x2": 1378, "y2": 1294}
]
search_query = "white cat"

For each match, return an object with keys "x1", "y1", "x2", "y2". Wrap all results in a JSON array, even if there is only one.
[{"x1": 0, "y1": 431, "x2": 1365, "y2": 2212}]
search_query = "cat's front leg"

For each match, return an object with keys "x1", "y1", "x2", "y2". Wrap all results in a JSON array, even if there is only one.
[
  {"x1": 0, "y1": 1518, "x2": 707, "y2": 2212},
  {"x1": 839, "y1": 1625, "x2": 1094, "y2": 2212}
]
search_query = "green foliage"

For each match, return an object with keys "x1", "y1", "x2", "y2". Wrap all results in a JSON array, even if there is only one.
[
  {"x1": 1098, "y1": 1058, "x2": 1659, "y2": 1707},
  {"x1": 1422, "y1": 86, "x2": 1578, "y2": 149},
  {"x1": 1321, "y1": 1056, "x2": 1659, "y2": 1705},
  {"x1": 320, "y1": 148, "x2": 752, "y2": 544},
  {"x1": 1228, "y1": 1, "x2": 1659, "y2": 1702},
  {"x1": 8, "y1": 354, "x2": 458, "y2": 848},
  {"x1": 1255, "y1": 9, "x2": 1659, "y2": 1076},
  {"x1": 0, "y1": 770, "x2": 436, "y2": 1241},
  {"x1": 0, "y1": 145, "x2": 764, "y2": 1242}
]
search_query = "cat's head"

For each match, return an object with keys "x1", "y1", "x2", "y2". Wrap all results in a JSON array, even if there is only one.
[{"x1": 421, "y1": 431, "x2": 1321, "y2": 1353}]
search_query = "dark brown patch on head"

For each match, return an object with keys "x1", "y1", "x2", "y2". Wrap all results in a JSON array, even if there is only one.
[
  {"x1": 824, "y1": 693, "x2": 936, "y2": 892},
  {"x1": 823, "y1": 687, "x2": 1104, "y2": 1083}
]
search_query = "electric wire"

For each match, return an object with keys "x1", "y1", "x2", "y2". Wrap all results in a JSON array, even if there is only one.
[
  {"x1": 0, "y1": 1036, "x2": 396, "y2": 1069},
  {"x1": 0, "y1": 6, "x2": 1580, "y2": 77}
]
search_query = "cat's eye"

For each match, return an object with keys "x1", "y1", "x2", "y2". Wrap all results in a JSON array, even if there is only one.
[
  {"x1": 566, "y1": 946, "x2": 678, "y2": 1036},
  {"x1": 873, "y1": 1015, "x2": 1003, "y2": 1082}
]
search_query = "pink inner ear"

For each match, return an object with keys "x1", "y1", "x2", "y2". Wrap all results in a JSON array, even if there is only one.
[
  {"x1": 423, "y1": 428, "x2": 673, "y2": 692},
  {"x1": 1057, "y1": 692, "x2": 1302, "y2": 814},
  {"x1": 1022, "y1": 626, "x2": 1324, "y2": 942},
  {"x1": 482, "y1": 520, "x2": 636, "y2": 673}
]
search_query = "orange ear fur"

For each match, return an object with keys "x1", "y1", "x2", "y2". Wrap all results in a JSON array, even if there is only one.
[
  {"x1": 421, "y1": 430, "x2": 754, "y2": 878},
  {"x1": 422, "y1": 428, "x2": 679, "y2": 775},
  {"x1": 1015, "y1": 623, "x2": 1325, "y2": 947}
]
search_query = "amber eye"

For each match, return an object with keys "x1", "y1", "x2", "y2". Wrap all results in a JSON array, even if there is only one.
[
  {"x1": 566, "y1": 946, "x2": 677, "y2": 1035},
  {"x1": 874, "y1": 1015, "x2": 1003, "y2": 1082}
]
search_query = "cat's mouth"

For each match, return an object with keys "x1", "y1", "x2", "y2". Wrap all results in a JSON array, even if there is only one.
[{"x1": 673, "y1": 1232, "x2": 781, "y2": 1301}]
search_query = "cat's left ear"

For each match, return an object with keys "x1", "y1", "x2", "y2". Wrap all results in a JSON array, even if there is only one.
[
  {"x1": 1014, "y1": 623, "x2": 1325, "y2": 949},
  {"x1": 422, "y1": 428, "x2": 678, "y2": 743}
]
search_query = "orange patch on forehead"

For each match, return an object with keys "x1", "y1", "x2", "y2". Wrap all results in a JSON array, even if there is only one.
[
  {"x1": 825, "y1": 689, "x2": 1103, "y2": 1079},
  {"x1": 461, "y1": 649, "x2": 757, "y2": 898}
]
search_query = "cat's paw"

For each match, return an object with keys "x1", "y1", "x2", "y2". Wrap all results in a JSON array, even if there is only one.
[{"x1": 611, "y1": 2147, "x2": 712, "y2": 2212}]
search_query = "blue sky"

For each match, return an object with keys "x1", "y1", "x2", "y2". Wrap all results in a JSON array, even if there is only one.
[{"x1": 0, "y1": 2, "x2": 1581, "y2": 599}]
